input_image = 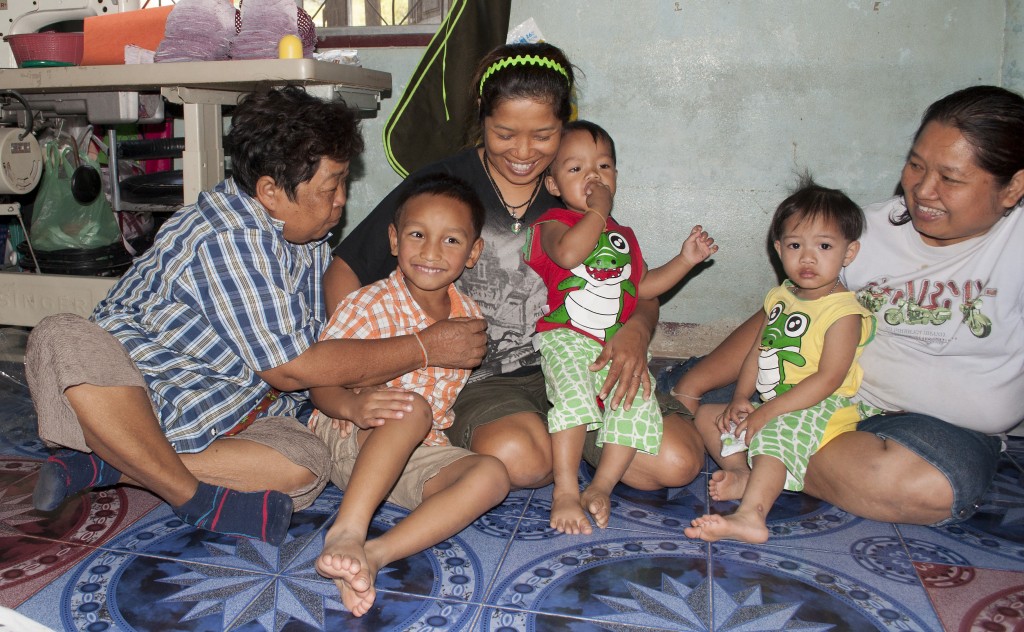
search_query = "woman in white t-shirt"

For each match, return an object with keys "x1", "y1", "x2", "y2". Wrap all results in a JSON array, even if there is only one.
[{"x1": 664, "y1": 85, "x2": 1024, "y2": 526}]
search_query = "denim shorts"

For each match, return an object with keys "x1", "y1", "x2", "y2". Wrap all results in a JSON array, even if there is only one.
[
  {"x1": 858, "y1": 412, "x2": 1001, "y2": 526},
  {"x1": 656, "y1": 356, "x2": 738, "y2": 405},
  {"x1": 656, "y1": 357, "x2": 1003, "y2": 526}
]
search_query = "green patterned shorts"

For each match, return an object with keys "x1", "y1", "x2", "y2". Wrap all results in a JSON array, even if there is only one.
[
  {"x1": 747, "y1": 393, "x2": 854, "y2": 491},
  {"x1": 536, "y1": 328, "x2": 662, "y2": 455}
]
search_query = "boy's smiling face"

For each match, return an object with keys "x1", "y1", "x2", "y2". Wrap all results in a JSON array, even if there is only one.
[{"x1": 388, "y1": 192, "x2": 484, "y2": 300}]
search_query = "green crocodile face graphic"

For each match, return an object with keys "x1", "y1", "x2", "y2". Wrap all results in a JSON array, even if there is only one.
[
  {"x1": 757, "y1": 301, "x2": 809, "y2": 400},
  {"x1": 762, "y1": 302, "x2": 810, "y2": 350},
  {"x1": 580, "y1": 231, "x2": 631, "y2": 283}
]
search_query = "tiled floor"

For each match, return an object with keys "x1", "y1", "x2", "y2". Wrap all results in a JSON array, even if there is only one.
[{"x1": 3, "y1": 328, "x2": 1024, "y2": 631}]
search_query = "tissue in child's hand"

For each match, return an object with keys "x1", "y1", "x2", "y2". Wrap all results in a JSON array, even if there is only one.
[{"x1": 720, "y1": 422, "x2": 747, "y2": 458}]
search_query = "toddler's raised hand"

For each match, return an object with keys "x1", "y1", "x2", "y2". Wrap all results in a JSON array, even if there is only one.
[{"x1": 680, "y1": 225, "x2": 718, "y2": 266}]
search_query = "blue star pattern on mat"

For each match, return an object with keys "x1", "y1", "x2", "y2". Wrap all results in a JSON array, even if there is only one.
[
  {"x1": 60, "y1": 501, "x2": 485, "y2": 631},
  {"x1": 594, "y1": 575, "x2": 833, "y2": 631},
  {"x1": 158, "y1": 530, "x2": 340, "y2": 630},
  {"x1": 487, "y1": 537, "x2": 937, "y2": 630}
]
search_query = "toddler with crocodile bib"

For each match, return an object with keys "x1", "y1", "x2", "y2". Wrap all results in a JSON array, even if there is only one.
[
  {"x1": 522, "y1": 120, "x2": 717, "y2": 536},
  {"x1": 684, "y1": 178, "x2": 875, "y2": 545}
]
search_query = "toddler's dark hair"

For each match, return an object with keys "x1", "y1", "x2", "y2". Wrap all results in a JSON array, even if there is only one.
[
  {"x1": 769, "y1": 176, "x2": 864, "y2": 243},
  {"x1": 562, "y1": 120, "x2": 616, "y2": 164}
]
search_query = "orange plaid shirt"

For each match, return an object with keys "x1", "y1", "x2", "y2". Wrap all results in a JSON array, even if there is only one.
[{"x1": 310, "y1": 269, "x2": 481, "y2": 446}]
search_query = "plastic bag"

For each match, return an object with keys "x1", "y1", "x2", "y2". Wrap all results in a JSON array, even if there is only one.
[{"x1": 30, "y1": 141, "x2": 121, "y2": 252}]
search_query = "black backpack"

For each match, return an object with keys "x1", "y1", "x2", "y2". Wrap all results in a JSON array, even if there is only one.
[{"x1": 382, "y1": 0, "x2": 511, "y2": 177}]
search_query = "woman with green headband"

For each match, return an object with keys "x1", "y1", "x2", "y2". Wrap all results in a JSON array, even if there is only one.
[{"x1": 323, "y1": 41, "x2": 704, "y2": 501}]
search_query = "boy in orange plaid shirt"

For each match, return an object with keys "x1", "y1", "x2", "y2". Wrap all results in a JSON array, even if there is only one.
[{"x1": 308, "y1": 173, "x2": 510, "y2": 616}]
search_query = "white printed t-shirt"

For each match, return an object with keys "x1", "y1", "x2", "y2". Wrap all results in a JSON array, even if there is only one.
[{"x1": 844, "y1": 197, "x2": 1024, "y2": 434}]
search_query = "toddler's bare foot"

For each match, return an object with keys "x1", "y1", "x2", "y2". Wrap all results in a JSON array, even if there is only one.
[
  {"x1": 683, "y1": 512, "x2": 769, "y2": 544},
  {"x1": 317, "y1": 531, "x2": 378, "y2": 617},
  {"x1": 683, "y1": 513, "x2": 714, "y2": 539},
  {"x1": 581, "y1": 485, "x2": 612, "y2": 529},
  {"x1": 550, "y1": 488, "x2": 592, "y2": 535},
  {"x1": 708, "y1": 469, "x2": 748, "y2": 501}
]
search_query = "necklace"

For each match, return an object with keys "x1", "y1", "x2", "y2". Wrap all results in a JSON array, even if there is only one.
[
  {"x1": 793, "y1": 277, "x2": 841, "y2": 299},
  {"x1": 482, "y1": 152, "x2": 543, "y2": 234}
]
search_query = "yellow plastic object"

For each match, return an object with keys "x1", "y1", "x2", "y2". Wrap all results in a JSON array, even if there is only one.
[{"x1": 277, "y1": 35, "x2": 303, "y2": 59}]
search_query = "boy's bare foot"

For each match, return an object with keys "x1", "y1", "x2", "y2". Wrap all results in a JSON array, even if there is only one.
[
  {"x1": 708, "y1": 469, "x2": 748, "y2": 501},
  {"x1": 580, "y1": 485, "x2": 612, "y2": 529},
  {"x1": 550, "y1": 488, "x2": 592, "y2": 535},
  {"x1": 683, "y1": 512, "x2": 769, "y2": 544},
  {"x1": 316, "y1": 531, "x2": 379, "y2": 617}
]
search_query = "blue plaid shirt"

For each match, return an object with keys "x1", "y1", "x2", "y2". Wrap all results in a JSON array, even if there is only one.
[{"x1": 93, "y1": 178, "x2": 331, "y2": 453}]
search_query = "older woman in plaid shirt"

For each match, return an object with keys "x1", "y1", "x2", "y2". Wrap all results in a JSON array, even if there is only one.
[{"x1": 25, "y1": 89, "x2": 488, "y2": 547}]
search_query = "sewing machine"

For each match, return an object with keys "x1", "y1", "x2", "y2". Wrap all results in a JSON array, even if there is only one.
[
  {"x1": 0, "y1": 0, "x2": 392, "y2": 327},
  {"x1": 0, "y1": 0, "x2": 139, "y2": 214}
]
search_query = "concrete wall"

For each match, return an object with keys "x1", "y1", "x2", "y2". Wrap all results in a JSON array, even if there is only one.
[
  {"x1": 1007, "y1": 0, "x2": 1024, "y2": 92},
  {"x1": 346, "y1": 1, "x2": 1016, "y2": 356}
]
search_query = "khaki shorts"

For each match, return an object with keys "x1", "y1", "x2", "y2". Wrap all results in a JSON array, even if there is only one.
[
  {"x1": 447, "y1": 368, "x2": 691, "y2": 468},
  {"x1": 313, "y1": 418, "x2": 472, "y2": 510},
  {"x1": 25, "y1": 313, "x2": 331, "y2": 511}
]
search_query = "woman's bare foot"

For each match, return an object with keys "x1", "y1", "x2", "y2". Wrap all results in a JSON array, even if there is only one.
[
  {"x1": 683, "y1": 511, "x2": 769, "y2": 543},
  {"x1": 708, "y1": 469, "x2": 748, "y2": 501},
  {"x1": 550, "y1": 487, "x2": 592, "y2": 535},
  {"x1": 581, "y1": 485, "x2": 612, "y2": 529},
  {"x1": 316, "y1": 531, "x2": 378, "y2": 617}
]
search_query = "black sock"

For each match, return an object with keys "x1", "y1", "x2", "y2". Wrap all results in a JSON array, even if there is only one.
[
  {"x1": 33, "y1": 451, "x2": 122, "y2": 512},
  {"x1": 173, "y1": 481, "x2": 294, "y2": 546}
]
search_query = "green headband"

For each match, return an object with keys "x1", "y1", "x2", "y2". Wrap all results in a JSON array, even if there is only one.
[{"x1": 479, "y1": 54, "x2": 570, "y2": 95}]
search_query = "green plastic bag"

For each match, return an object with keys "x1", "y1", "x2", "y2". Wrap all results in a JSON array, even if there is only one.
[{"x1": 30, "y1": 141, "x2": 120, "y2": 252}]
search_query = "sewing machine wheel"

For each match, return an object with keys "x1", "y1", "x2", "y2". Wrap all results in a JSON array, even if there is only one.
[{"x1": 0, "y1": 127, "x2": 41, "y2": 195}]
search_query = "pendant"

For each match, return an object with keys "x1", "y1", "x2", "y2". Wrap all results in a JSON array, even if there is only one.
[{"x1": 511, "y1": 218, "x2": 523, "y2": 234}]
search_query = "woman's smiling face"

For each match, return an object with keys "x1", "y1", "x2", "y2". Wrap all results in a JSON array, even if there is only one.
[
  {"x1": 481, "y1": 98, "x2": 562, "y2": 186},
  {"x1": 901, "y1": 121, "x2": 1021, "y2": 247}
]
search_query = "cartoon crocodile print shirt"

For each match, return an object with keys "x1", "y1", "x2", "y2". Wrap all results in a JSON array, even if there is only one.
[
  {"x1": 755, "y1": 282, "x2": 875, "y2": 402},
  {"x1": 523, "y1": 208, "x2": 644, "y2": 345}
]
